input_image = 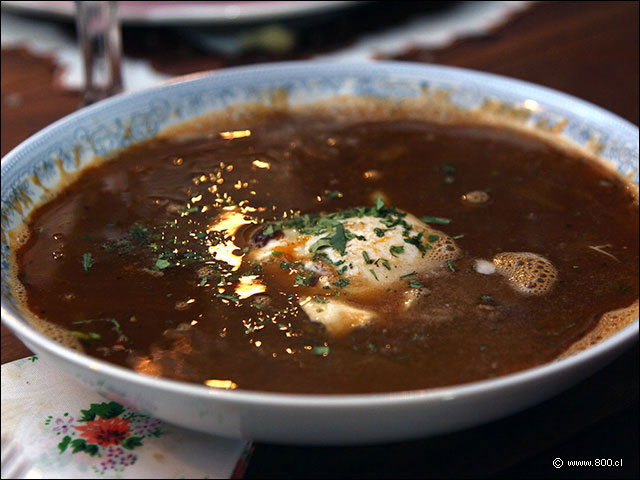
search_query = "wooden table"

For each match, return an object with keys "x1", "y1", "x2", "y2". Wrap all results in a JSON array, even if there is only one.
[{"x1": 2, "y1": 2, "x2": 638, "y2": 477}]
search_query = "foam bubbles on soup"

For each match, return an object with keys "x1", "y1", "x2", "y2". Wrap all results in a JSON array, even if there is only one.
[{"x1": 493, "y1": 252, "x2": 558, "y2": 295}]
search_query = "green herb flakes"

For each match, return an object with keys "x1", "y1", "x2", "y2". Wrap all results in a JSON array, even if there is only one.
[
  {"x1": 82, "y1": 253, "x2": 94, "y2": 272},
  {"x1": 400, "y1": 271, "x2": 417, "y2": 279},
  {"x1": 420, "y1": 216, "x2": 451, "y2": 225},
  {"x1": 312, "y1": 345, "x2": 330, "y2": 356},
  {"x1": 262, "y1": 224, "x2": 275, "y2": 236},
  {"x1": 333, "y1": 279, "x2": 350, "y2": 288},
  {"x1": 389, "y1": 245, "x2": 404, "y2": 257},
  {"x1": 329, "y1": 223, "x2": 348, "y2": 255},
  {"x1": 408, "y1": 279, "x2": 423, "y2": 289},
  {"x1": 374, "y1": 194, "x2": 385, "y2": 212},
  {"x1": 294, "y1": 271, "x2": 315, "y2": 286},
  {"x1": 362, "y1": 251, "x2": 373, "y2": 264},
  {"x1": 446, "y1": 260, "x2": 455, "y2": 272},
  {"x1": 70, "y1": 331, "x2": 101, "y2": 341},
  {"x1": 216, "y1": 293, "x2": 239, "y2": 302},
  {"x1": 154, "y1": 258, "x2": 171, "y2": 270}
]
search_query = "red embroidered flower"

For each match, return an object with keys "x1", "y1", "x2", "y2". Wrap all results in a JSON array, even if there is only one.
[{"x1": 75, "y1": 417, "x2": 131, "y2": 446}]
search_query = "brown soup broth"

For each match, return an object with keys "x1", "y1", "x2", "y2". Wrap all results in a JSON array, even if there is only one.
[{"x1": 15, "y1": 112, "x2": 639, "y2": 394}]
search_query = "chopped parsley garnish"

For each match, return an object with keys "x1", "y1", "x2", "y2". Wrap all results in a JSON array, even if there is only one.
[
  {"x1": 421, "y1": 216, "x2": 451, "y2": 225},
  {"x1": 427, "y1": 234, "x2": 439, "y2": 243},
  {"x1": 312, "y1": 345, "x2": 330, "y2": 356},
  {"x1": 369, "y1": 269, "x2": 379, "y2": 281},
  {"x1": 381, "y1": 259, "x2": 391, "y2": 270},
  {"x1": 329, "y1": 222, "x2": 348, "y2": 255},
  {"x1": 180, "y1": 206, "x2": 200, "y2": 215},
  {"x1": 154, "y1": 257, "x2": 171, "y2": 270},
  {"x1": 615, "y1": 284, "x2": 631, "y2": 294},
  {"x1": 333, "y1": 279, "x2": 350, "y2": 288},
  {"x1": 309, "y1": 237, "x2": 332, "y2": 253},
  {"x1": 374, "y1": 194, "x2": 385, "y2": 212},
  {"x1": 480, "y1": 294, "x2": 495, "y2": 303},
  {"x1": 82, "y1": 253, "x2": 94, "y2": 272},
  {"x1": 362, "y1": 251, "x2": 372, "y2": 264},
  {"x1": 72, "y1": 318, "x2": 126, "y2": 343},
  {"x1": 400, "y1": 271, "x2": 417, "y2": 279},
  {"x1": 443, "y1": 163, "x2": 456, "y2": 183},
  {"x1": 262, "y1": 224, "x2": 276, "y2": 236},
  {"x1": 452, "y1": 234, "x2": 465, "y2": 240},
  {"x1": 70, "y1": 331, "x2": 101, "y2": 341},
  {"x1": 280, "y1": 260, "x2": 303, "y2": 270},
  {"x1": 271, "y1": 251, "x2": 283, "y2": 256},
  {"x1": 374, "y1": 228, "x2": 386, "y2": 237},
  {"x1": 408, "y1": 279, "x2": 424, "y2": 289},
  {"x1": 404, "y1": 232, "x2": 427, "y2": 254},
  {"x1": 443, "y1": 163, "x2": 456, "y2": 175},
  {"x1": 389, "y1": 245, "x2": 404, "y2": 257},
  {"x1": 216, "y1": 293, "x2": 239, "y2": 302},
  {"x1": 199, "y1": 276, "x2": 207, "y2": 287},
  {"x1": 294, "y1": 270, "x2": 315, "y2": 286},
  {"x1": 312, "y1": 252, "x2": 344, "y2": 266},
  {"x1": 313, "y1": 296, "x2": 328, "y2": 304},
  {"x1": 446, "y1": 260, "x2": 456, "y2": 272}
]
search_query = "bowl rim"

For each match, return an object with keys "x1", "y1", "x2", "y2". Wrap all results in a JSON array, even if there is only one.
[{"x1": 2, "y1": 59, "x2": 639, "y2": 407}]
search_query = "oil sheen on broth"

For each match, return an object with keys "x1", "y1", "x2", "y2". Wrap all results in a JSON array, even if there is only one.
[{"x1": 13, "y1": 108, "x2": 639, "y2": 394}]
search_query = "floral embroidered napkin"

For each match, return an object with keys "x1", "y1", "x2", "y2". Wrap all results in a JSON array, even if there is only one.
[{"x1": 1, "y1": 356, "x2": 252, "y2": 479}]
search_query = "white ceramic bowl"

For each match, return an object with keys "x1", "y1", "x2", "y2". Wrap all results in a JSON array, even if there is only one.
[{"x1": 2, "y1": 61, "x2": 638, "y2": 445}]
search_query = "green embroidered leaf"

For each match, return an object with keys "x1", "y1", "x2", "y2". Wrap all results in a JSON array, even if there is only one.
[
  {"x1": 85, "y1": 444, "x2": 100, "y2": 457},
  {"x1": 122, "y1": 436, "x2": 144, "y2": 450},
  {"x1": 80, "y1": 401, "x2": 125, "y2": 421},
  {"x1": 79, "y1": 408, "x2": 96, "y2": 422},
  {"x1": 58, "y1": 435, "x2": 71, "y2": 454},
  {"x1": 70, "y1": 438, "x2": 87, "y2": 453}
]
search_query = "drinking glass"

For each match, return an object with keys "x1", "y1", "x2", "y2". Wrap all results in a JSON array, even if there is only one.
[{"x1": 75, "y1": 1, "x2": 123, "y2": 105}]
